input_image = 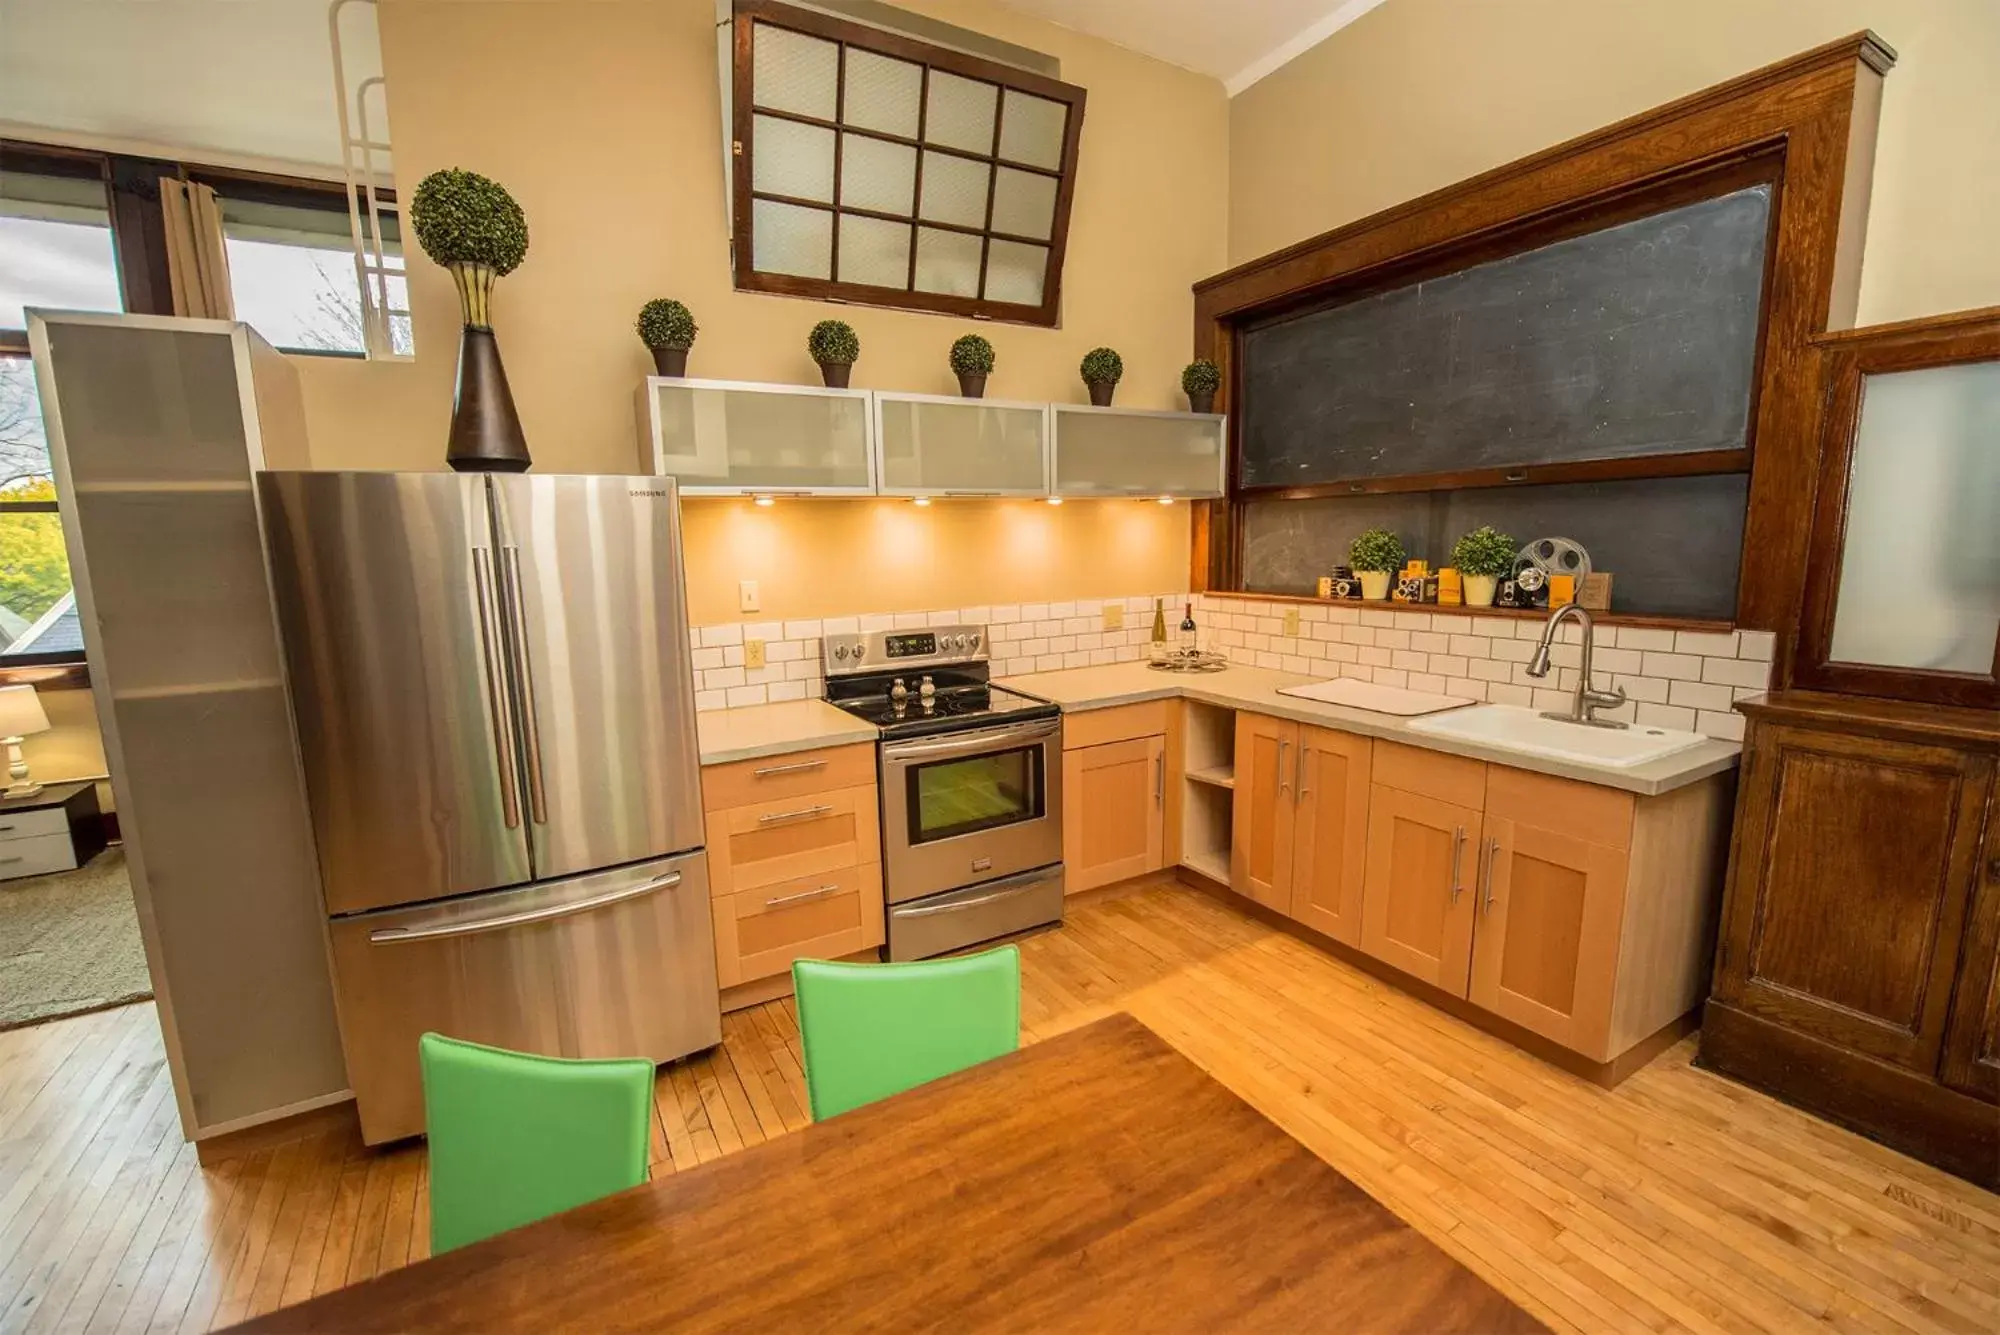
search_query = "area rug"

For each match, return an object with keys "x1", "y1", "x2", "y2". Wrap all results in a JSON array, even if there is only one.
[{"x1": 0, "y1": 846, "x2": 152, "y2": 1030}]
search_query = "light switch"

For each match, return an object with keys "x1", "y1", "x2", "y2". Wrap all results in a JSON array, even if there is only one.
[
  {"x1": 1102, "y1": 604, "x2": 1125, "y2": 630},
  {"x1": 739, "y1": 579, "x2": 760, "y2": 613},
  {"x1": 1283, "y1": 608, "x2": 1300, "y2": 637},
  {"x1": 745, "y1": 639, "x2": 766, "y2": 670}
]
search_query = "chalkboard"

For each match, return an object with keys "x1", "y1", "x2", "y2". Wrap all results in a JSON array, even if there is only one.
[
  {"x1": 1239, "y1": 185, "x2": 1772, "y2": 487},
  {"x1": 1240, "y1": 474, "x2": 1750, "y2": 621}
]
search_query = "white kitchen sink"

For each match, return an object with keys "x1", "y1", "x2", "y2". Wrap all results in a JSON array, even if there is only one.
[{"x1": 1406, "y1": 705, "x2": 1710, "y2": 769}]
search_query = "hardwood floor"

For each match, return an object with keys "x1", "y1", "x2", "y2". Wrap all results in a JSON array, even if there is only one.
[{"x1": 1, "y1": 876, "x2": 1995, "y2": 1334}]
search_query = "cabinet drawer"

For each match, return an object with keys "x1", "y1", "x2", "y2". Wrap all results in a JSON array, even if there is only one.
[
  {"x1": 701, "y1": 744, "x2": 877, "y2": 812},
  {"x1": 1064, "y1": 701, "x2": 1168, "y2": 750},
  {"x1": 713, "y1": 862, "x2": 884, "y2": 988},
  {"x1": 0, "y1": 830, "x2": 78, "y2": 879},
  {"x1": 1373, "y1": 740, "x2": 1486, "y2": 809},
  {"x1": 1485, "y1": 766, "x2": 1634, "y2": 850},
  {"x1": 0, "y1": 806, "x2": 69, "y2": 842},
  {"x1": 707, "y1": 784, "x2": 881, "y2": 894}
]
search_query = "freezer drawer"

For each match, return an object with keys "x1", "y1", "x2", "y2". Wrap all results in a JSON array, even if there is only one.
[
  {"x1": 327, "y1": 851, "x2": 721, "y2": 1145},
  {"x1": 885, "y1": 863, "x2": 1064, "y2": 962}
]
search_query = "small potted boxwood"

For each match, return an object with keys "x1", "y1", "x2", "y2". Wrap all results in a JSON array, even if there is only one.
[
  {"x1": 636, "y1": 298, "x2": 696, "y2": 377},
  {"x1": 1080, "y1": 346, "x2": 1123, "y2": 406},
  {"x1": 950, "y1": 334, "x2": 995, "y2": 398},
  {"x1": 1349, "y1": 527, "x2": 1406, "y2": 601},
  {"x1": 1182, "y1": 359, "x2": 1220, "y2": 414},
  {"x1": 1451, "y1": 525, "x2": 1516, "y2": 607},
  {"x1": 808, "y1": 319, "x2": 860, "y2": 387}
]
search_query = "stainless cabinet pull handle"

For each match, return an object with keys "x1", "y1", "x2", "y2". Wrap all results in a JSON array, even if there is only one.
[
  {"x1": 1298, "y1": 744, "x2": 1310, "y2": 800},
  {"x1": 1277, "y1": 738, "x2": 1290, "y2": 796},
  {"x1": 0, "y1": 824, "x2": 14, "y2": 832},
  {"x1": 1154, "y1": 753, "x2": 1164, "y2": 806},
  {"x1": 501, "y1": 546, "x2": 548, "y2": 826},
  {"x1": 752, "y1": 758, "x2": 827, "y2": 777},
  {"x1": 1481, "y1": 837, "x2": 1500, "y2": 912},
  {"x1": 758, "y1": 803, "x2": 833, "y2": 825},
  {"x1": 471, "y1": 548, "x2": 522, "y2": 831},
  {"x1": 1449, "y1": 825, "x2": 1466, "y2": 904},
  {"x1": 0, "y1": 855, "x2": 21, "y2": 865},
  {"x1": 765, "y1": 882, "x2": 841, "y2": 908}
]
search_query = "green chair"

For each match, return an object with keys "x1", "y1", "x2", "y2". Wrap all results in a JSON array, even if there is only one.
[
  {"x1": 418, "y1": 1032, "x2": 654, "y2": 1254},
  {"x1": 792, "y1": 946, "x2": 1021, "y2": 1121}
]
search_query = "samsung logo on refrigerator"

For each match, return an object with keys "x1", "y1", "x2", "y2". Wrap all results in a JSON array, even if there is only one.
[{"x1": 628, "y1": 488, "x2": 671, "y2": 497}]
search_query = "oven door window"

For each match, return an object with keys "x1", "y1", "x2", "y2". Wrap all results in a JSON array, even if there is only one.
[{"x1": 906, "y1": 745, "x2": 1044, "y2": 844}]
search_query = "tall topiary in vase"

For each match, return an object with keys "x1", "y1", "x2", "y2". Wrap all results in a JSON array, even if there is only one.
[{"x1": 410, "y1": 167, "x2": 532, "y2": 471}]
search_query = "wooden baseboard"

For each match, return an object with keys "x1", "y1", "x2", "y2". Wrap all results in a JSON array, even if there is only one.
[
  {"x1": 196, "y1": 1097, "x2": 360, "y2": 1166},
  {"x1": 1172, "y1": 866, "x2": 1692, "y2": 1089},
  {"x1": 1697, "y1": 999, "x2": 1999, "y2": 1189}
]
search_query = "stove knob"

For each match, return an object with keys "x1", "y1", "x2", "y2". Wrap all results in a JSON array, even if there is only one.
[
  {"x1": 968, "y1": 633, "x2": 981, "y2": 650},
  {"x1": 833, "y1": 643, "x2": 849, "y2": 660},
  {"x1": 951, "y1": 634, "x2": 967, "y2": 650}
]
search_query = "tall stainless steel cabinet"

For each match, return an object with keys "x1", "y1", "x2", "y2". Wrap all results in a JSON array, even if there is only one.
[
  {"x1": 258, "y1": 472, "x2": 722, "y2": 1144},
  {"x1": 28, "y1": 313, "x2": 347, "y2": 1143}
]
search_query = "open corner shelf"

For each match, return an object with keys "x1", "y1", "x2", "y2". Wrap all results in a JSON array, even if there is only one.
[
  {"x1": 1180, "y1": 849, "x2": 1231, "y2": 886},
  {"x1": 1185, "y1": 765, "x2": 1236, "y2": 791}
]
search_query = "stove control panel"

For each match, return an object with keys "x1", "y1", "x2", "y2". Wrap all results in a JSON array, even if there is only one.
[{"x1": 823, "y1": 624, "x2": 990, "y2": 677}]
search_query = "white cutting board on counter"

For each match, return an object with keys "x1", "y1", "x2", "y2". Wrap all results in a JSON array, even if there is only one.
[{"x1": 1276, "y1": 677, "x2": 1476, "y2": 717}]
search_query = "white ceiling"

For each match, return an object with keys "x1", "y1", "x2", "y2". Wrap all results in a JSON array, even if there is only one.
[
  {"x1": 0, "y1": 0, "x2": 382, "y2": 174},
  {"x1": 995, "y1": 0, "x2": 1389, "y2": 95}
]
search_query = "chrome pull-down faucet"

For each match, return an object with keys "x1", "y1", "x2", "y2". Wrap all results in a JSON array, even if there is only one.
[{"x1": 1526, "y1": 603, "x2": 1628, "y2": 729}]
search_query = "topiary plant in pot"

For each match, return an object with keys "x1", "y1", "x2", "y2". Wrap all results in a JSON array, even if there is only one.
[
  {"x1": 1181, "y1": 359, "x2": 1220, "y2": 414},
  {"x1": 949, "y1": 334, "x2": 995, "y2": 398},
  {"x1": 1080, "y1": 346, "x2": 1123, "y2": 406},
  {"x1": 410, "y1": 166, "x2": 532, "y2": 471},
  {"x1": 1349, "y1": 527, "x2": 1406, "y2": 601},
  {"x1": 636, "y1": 298, "x2": 697, "y2": 377},
  {"x1": 808, "y1": 320, "x2": 860, "y2": 388},
  {"x1": 1451, "y1": 525, "x2": 1516, "y2": 608}
]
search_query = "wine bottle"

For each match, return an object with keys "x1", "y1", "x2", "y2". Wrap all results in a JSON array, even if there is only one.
[
  {"x1": 1180, "y1": 601, "x2": 1197, "y2": 652},
  {"x1": 1151, "y1": 597, "x2": 1167, "y2": 645}
]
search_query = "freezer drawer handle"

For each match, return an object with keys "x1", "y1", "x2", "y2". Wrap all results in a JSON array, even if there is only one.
[
  {"x1": 764, "y1": 882, "x2": 842, "y2": 909},
  {"x1": 752, "y1": 758, "x2": 827, "y2": 777},
  {"x1": 367, "y1": 870, "x2": 682, "y2": 944},
  {"x1": 758, "y1": 803, "x2": 834, "y2": 825}
]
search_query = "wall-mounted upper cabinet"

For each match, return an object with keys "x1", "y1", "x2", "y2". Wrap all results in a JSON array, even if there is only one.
[
  {"x1": 641, "y1": 377, "x2": 876, "y2": 496},
  {"x1": 873, "y1": 392, "x2": 1049, "y2": 497},
  {"x1": 1051, "y1": 404, "x2": 1227, "y2": 499}
]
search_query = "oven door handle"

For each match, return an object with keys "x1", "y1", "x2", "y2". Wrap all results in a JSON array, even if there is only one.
[
  {"x1": 881, "y1": 718, "x2": 1061, "y2": 763},
  {"x1": 892, "y1": 866, "x2": 1062, "y2": 916}
]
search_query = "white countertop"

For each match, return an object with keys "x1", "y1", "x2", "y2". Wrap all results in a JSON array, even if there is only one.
[
  {"x1": 996, "y1": 661, "x2": 1740, "y2": 797},
  {"x1": 696, "y1": 699, "x2": 879, "y2": 766}
]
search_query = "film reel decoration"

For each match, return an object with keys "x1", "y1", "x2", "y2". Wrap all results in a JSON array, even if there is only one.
[{"x1": 1514, "y1": 536, "x2": 1592, "y2": 587}]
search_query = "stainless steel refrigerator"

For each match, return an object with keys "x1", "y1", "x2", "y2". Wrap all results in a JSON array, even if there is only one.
[{"x1": 258, "y1": 471, "x2": 720, "y2": 1144}]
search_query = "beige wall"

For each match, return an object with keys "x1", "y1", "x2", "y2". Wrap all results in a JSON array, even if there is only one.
[
  {"x1": 18, "y1": 684, "x2": 113, "y2": 811},
  {"x1": 1228, "y1": 0, "x2": 2000, "y2": 325}
]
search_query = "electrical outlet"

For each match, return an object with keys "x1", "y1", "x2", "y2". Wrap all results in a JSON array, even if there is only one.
[
  {"x1": 1102, "y1": 604, "x2": 1125, "y2": 631},
  {"x1": 739, "y1": 579, "x2": 760, "y2": 613},
  {"x1": 744, "y1": 638, "x2": 766, "y2": 670},
  {"x1": 1283, "y1": 608, "x2": 1301, "y2": 637}
]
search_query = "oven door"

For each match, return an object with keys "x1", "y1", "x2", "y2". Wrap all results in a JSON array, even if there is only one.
[{"x1": 879, "y1": 717, "x2": 1063, "y2": 904}]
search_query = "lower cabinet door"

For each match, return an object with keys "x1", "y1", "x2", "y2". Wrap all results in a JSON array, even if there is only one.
[
  {"x1": 1940, "y1": 783, "x2": 2000, "y2": 1103},
  {"x1": 1062, "y1": 735, "x2": 1165, "y2": 894},
  {"x1": 1468, "y1": 817, "x2": 1629, "y2": 1058},
  {"x1": 1232, "y1": 713, "x2": 1297, "y2": 911},
  {"x1": 1360, "y1": 786, "x2": 1480, "y2": 996},
  {"x1": 712, "y1": 861, "x2": 885, "y2": 988},
  {"x1": 1289, "y1": 728, "x2": 1371, "y2": 946}
]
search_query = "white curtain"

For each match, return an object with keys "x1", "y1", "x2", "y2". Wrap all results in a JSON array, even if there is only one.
[{"x1": 159, "y1": 180, "x2": 236, "y2": 320}]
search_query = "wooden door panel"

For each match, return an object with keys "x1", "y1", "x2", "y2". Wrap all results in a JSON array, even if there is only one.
[
  {"x1": 1940, "y1": 782, "x2": 2000, "y2": 1102},
  {"x1": 1361, "y1": 785, "x2": 1479, "y2": 997},
  {"x1": 1716, "y1": 722, "x2": 1989, "y2": 1071},
  {"x1": 1470, "y1": 817, "x2": 1628, "y2": 1058},
  {"x1": 1062, "y1": 735, "x2": 1165, "y2": 894},
  {"x1": 1232, "y1": 714, "x2": 1296, "y2": 911},
  {"x1": 1290, "y1": 728, "x2": 1371, "y2": 945}
]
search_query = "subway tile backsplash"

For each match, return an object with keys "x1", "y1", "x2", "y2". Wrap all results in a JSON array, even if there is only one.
[{"x1": 686, "y1": 592, "x2": 1770, "y2": 742}]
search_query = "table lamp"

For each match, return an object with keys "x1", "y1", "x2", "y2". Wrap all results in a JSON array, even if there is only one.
[{"x1": 0, "y1": 684, "x2": 51, "y2": 798}]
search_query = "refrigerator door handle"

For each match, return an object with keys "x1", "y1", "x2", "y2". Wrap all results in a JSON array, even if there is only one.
[
  {"x1": 471, "y1": 546, "x2": 523, "y2": 830},
  {"x1": 367, "y1": 869, "x2": 682, "y2": 944},
  {"x1": 500, "y1": 545, "x2": 549, "y2": 826}
]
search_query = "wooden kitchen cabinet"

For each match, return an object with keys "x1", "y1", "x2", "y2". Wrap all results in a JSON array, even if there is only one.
[
  {"x1": 1063, "y1": 735, "x2": 1166, "y2": 894},
  {"x1": 1290, "y1": 729, "x2": 1373, "y2": 946},
  {"x1": 1939, "y1": 803, "x2": 2000, "y2": 1102},
  {"x1": 1232, "y1": 713, "x2": 1297, "y2": 911},
  {"x1": 1359, "y1": 786, "x2": 1482, "y2": 996}
]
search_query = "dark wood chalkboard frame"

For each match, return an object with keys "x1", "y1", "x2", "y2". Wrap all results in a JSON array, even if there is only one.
[{"x1": 1189, "y1": 31, "x2": 1896, "y2": 671}]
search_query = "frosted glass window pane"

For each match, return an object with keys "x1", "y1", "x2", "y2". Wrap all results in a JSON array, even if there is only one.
[
  {"x1": 990, "y1": 167, "x2": 1056, "y2": 240},
  {"x1": 838, "y1": 214, "x2": 910, "y2": 289},
  {"x1": 918, "y1": 151, "x2": 988, "y2": 228},
  {"x1": 999, "y1": 89, "x2": 1066, "y2": 169},
  {"x1": 878, "y1": 397, "x2": 1047, "y2": 492},
  {"x1": 983, "y1": 239, "x2": 1046, "y2": 306},
  {"x1": 752, "y1": 24, "x2": 837, "y2": 120},
  {"x1": 1828, "y1": 362, "x2": 2000, "y2": 674},
  {"x1": 751, "y1": 199, "x2": 832, "y2": 279},
  {"x1": 914, "y1": 227, "x2": 981, "y2": 297},
  {"x1": 843, "y1": 49, "x2": 920, "y2": 138},
  {"x1": 925, "y1": 71, "x2": 996, "y2": 153},
  {"x1": 1054, "y1": 408, "x2": 1226, "y2": 497},
  {"x1": 840, "y1": 134, "x2": 916, "y2": 214},
  {"x1": 753, "y1": 115, "x2": 835, "y2": 202}
]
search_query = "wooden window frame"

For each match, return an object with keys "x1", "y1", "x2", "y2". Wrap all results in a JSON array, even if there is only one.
[
  {"x1": 728, "y1": 0, "x2": 1086, "y2": 327},
  {"x1": 1792, "y1": 307, "x2": 2000, "y2": 709},
  {"x1": 1187, "y1": 33, "x2": 1897, "y2": 652}
]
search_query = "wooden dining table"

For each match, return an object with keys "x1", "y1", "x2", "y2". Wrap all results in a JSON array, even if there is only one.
[{"x1": 232, "y1": 1012, "x2": 1545, "y2": 1332}]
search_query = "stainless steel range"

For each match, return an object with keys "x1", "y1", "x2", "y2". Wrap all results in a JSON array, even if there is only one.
[{"x1": 823, "y1": 626, "x2": 1064, "y2": 960}]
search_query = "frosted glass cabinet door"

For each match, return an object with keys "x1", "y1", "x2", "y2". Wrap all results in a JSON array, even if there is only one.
[
  {"x1": 875, "y1": 394, "x2": 1048, "y2": 495},
  {"x1": 1051, "y1": 405, "x2": 1227, "y2": 498},
  {"x1": 643, "y1": 378, "x2": 875, "y2": 494}
]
